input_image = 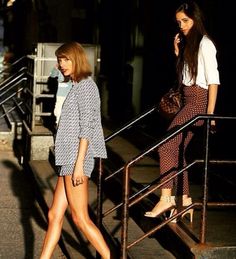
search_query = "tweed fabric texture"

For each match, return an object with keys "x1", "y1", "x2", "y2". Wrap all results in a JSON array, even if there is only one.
[
  {"x1": 57, "y1": 156, "x2": 94, "y2": 177},
  {"x1": 55, "y1": 77, "x2": 107, "y2": 166}
]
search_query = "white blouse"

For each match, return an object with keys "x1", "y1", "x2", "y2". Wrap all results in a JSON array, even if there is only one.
[{"x1": 182, "y1": 35, "x2": 220, "y2": 89}]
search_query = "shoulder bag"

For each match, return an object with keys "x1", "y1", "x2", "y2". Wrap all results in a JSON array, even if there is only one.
[{"x1": 158, "y1": 86, "x2": 183, "y2": 120}]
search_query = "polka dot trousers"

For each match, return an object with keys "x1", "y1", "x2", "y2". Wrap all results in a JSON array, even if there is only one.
[{"x1": 158, "y1": 85, "x2": 208, "y2": 195}]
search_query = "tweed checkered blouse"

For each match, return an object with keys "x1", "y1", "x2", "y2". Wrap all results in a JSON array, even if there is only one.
[{"x1": 54, "y1": 77, "x2": 107, "y2": 166}]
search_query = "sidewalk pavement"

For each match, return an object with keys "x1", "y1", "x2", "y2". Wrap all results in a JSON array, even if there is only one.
[{"x1": 0, "y1": 142, "x2": 65, "y2": 259}]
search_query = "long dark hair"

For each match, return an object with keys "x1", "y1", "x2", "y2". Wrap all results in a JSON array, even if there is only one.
[{"x1": 176, "y1": 1, "x2": 208, "y2": 85}]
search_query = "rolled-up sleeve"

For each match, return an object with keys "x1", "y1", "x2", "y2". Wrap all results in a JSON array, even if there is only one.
[
  {"x1": 76, "y1": 81, "x2": 98, "y2": 141},
  {"x1": 201, "y1": 38, "x2": 220, "y2": 85}
]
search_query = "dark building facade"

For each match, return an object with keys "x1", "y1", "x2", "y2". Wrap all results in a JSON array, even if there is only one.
[{"x1": 1, "y1": 0, "x2": 235, "y2": 130}]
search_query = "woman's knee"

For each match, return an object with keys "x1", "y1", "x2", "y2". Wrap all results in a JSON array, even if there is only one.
[
  {"x1": 71, "y1": 211, "x2": 91, "y2": 230},
  {"x1": 47, "y1": 208, "x2": 64, "y2": 225}
]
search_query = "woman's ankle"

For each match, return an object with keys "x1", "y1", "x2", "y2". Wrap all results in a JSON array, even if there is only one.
[{"x1": 161, "y1": 188, "x2": 172, "y2": 197}]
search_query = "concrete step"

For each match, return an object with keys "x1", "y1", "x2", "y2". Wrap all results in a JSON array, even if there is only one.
[
  {"x1": 17, "y1": 120, "x2": 236, "y2": 259},
  {"x1": 103, "y1": 126, "x2": 236, "y2": 257},
  {"x1": 46, "y1": 126, "x2": 236, "y2": 258}
]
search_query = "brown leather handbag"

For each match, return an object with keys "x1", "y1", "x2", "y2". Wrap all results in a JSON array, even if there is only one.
[{"x1": 158, "y1": 87, "x2": 183, "y2": 120}]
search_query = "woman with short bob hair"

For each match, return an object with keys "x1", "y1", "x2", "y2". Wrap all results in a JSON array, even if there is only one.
[{"x1": 40, "y1": 41, "x2": 110, "y2": 259}]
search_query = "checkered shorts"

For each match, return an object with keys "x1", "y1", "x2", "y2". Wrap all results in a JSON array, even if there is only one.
[{"x1": 57, "y1": 157, "x2": 95, "y2": 177}]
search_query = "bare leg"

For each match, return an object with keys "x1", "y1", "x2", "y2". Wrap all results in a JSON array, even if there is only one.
[
  {"x1": 64, "y1": 175, "x2": 110, "y2": 259},
  {"x1": 40, "y1": 177, "x2": 68, "y2": 259}
]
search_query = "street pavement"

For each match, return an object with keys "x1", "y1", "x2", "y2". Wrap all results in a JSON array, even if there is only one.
[{"x1": 0, "y1": 141, "x2": 65, "y2": 259}]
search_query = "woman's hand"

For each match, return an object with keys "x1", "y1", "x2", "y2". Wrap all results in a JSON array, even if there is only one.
[
  {"x1": 210, "y1": 119, "x2": 217, "y2": 134},
  {"x1": 72, "y1": 163, "x2": 85, "y2": 186},
  {"x1": 174, "y1": 33, "x2": 181, "y2": 56}
]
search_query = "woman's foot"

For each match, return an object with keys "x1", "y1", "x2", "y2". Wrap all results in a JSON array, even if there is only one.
[
  {"x1": 144, "y1": 196, "x2": 176, "y2": 218},
  {"x1": 170, "y1": 196, "x2": 194, "y2": 223},
  {"x1": 181, "y1": 197, "x2": 194, "y2": 223}
]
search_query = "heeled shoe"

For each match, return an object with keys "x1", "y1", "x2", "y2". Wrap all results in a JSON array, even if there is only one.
[
  {"x1": 181, "y1": 197, "x2": 194, "y2": 223},
  {"x1": 144, "y1": 196, "x2": 176, "y2": 218},
  {"x1": 170, "y1": 197, "x2": 194, "y2": 223}
]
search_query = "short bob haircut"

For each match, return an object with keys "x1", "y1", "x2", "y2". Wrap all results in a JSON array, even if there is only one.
[{"x1": 55, "y1": 41, "x2": 92, "y2": 82}]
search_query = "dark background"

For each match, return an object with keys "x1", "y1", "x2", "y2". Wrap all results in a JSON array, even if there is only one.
[{"x1": 1, "y1": 0, "x2": 235, "y2": 129}]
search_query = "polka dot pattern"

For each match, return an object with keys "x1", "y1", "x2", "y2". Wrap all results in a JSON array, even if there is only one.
[{"x1": 158, "y1": 85, "x2": 208, "y2": 195}]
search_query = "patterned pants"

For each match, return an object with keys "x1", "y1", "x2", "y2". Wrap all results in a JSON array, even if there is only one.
[{"x1": 158, "y1": 85, "x2": 208, "y2": 195}]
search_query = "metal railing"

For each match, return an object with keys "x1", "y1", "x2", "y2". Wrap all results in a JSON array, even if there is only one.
[
  {"x1": 0, "y1": 70, "x2": 27, "y2": 123},
  {"x1": 97, "y1": 114, "x2": 236, "y2": 258},
  {"x1": 0, "y1": 56, "x2": 26, "y2": 76},
  {"x1": 0, "y1": 71, "x2": 27, "y2": 98},
  {"x1": 96, "y1": 105, "x2": 158, "y2": 228},
  {"x1": 0, "y1": 67, "x2": 27, "y2": 92}
]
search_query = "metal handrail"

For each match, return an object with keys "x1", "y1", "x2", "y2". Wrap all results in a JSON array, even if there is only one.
[
  {"x1": 13, "y1": 97, "x2": 26, "y2": 116},
  {"x1": 97, "y1": 114, "x2": 236, "y2": 258},
  {"x1": 0, "y1": 56, "x2": 26, "y2": 75},
  {"x1": 0, "y1": 76, "x2": 27, "y2": 98},
  {"x1": 96, "y1": 105, "x2": 158, "y2": 228},
  {"x1": 0, "y1": 99, "x2": 24, "y2": 119},
  {"x1": 0, "y1": 68, "x2": 27, "y2": 93},
  {"x1": 0, "y1": 86, "x2": 24, "y2": 107},
  {"x1": 103, "y1": 158, "x2": 236, "y2": 219},
  {"x1": 105, "y1": 106, "x2": 158, "y2": 142},
  {"x1": 121, "y1": 115, "x2": 236, "y2": 257},
  {"x1": 0, "y1": 66, "x2": 27, "y2": 85}
]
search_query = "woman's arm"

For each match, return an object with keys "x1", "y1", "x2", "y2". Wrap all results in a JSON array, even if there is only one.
[
  {"x1": 72, "y1": 138, "x2": 89, "y2": 186},
  {"x1": 207, "y1": 84, "x2": 218, "y2": 128},
  {"x1": 207, "y1": 84, "x2": 218, "y2": 114}
]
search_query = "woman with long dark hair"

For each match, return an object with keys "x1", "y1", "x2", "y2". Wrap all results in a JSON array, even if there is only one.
[{"x1": 145, "y1": 1, "x2": 219, "y2": 222}]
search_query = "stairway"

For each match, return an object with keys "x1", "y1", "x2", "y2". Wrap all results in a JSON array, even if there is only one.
[
  {"x1": 1, "y1": 57, "x2": 236, "y2": 258},
  {"x1": 28, "y1": 132, "x2": 176, "y2": 259},
  {"x1": 102, "y1": 122, "x2": 236, "y2": 259},
  {"x1": 1, "y1": 91, "x2": 236, "y2": 258},
  {"x1": 18, "y1": 111, "x2": 236, "y2": 259}
]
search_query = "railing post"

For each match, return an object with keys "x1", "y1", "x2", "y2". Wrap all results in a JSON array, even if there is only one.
[
  {"x1": 96, "y1": 158, "x2": 103, "y2": 259},
  {"x1": 96, "y1": 158, "x2": 103, "y2": 227},
  {"x1": 200, "y1": 118, "x2": 211, "y2": 243},
  {"x1": 121, "y1": 165, "x2": 130, "y2": 258}
]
